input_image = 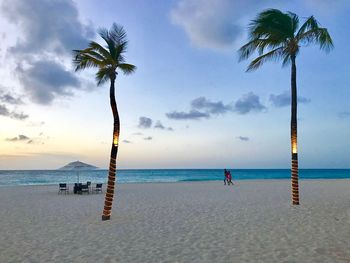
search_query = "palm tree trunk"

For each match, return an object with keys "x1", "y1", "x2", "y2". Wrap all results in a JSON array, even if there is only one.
[
  {"x1": 102, "y1": 75, "x2": 120, "y2": 220},
  {"x1": 290, "y1": 55, "x2": 299, "y2": 205}
]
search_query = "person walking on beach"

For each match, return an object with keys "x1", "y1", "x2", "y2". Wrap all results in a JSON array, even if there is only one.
[
  {"x1": 224, "y1": 169, "x2": 228, "y2": 185},
  {"x1": 227, "y1": 170, "x2": 233, "y2": 185}
]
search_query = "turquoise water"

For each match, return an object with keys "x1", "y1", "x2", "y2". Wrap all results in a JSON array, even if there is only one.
[{"x1": 0, "y1": 169, "x2": 349, "y2": 186}]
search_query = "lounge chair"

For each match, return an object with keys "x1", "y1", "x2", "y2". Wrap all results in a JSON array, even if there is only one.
[
  {"x1": 93, "y1": 183, "x2": 103, "y2": 194},
  {"x1": 58, "y1": 183, "x2": 69, "y2": 194},
  {"x1": 81, "y1": 184, "x2": 89, "y2": 194}
]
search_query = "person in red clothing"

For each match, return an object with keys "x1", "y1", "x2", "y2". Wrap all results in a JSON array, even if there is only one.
[
  {"x1": 224, "y1": 169, "x2": 228, "y2": 185},
  {"x1": 227, "y1": 170, "x2": 233, "y2": 185}
]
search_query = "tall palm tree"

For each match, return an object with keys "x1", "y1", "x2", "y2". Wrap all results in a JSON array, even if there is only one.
[
  {"x1": 73, "y1": 23, "x2": 136, "y2": 220},
  {"x1": 238, "y1": 9, "x2": 333, "y2": 205}
]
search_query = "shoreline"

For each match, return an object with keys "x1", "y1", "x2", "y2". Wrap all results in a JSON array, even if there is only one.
[{"x1": 1, "y1": 178, "x2": 350, "y2": 188}]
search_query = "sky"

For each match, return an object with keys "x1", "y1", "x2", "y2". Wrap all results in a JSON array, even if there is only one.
[{"x1": 0, "y1": 0, "x2": 349, "y2": 169}]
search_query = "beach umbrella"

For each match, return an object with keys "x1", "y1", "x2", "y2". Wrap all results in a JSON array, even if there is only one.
[{"x1": 59, "y1": 161, "x2": 97, "y2": 183}]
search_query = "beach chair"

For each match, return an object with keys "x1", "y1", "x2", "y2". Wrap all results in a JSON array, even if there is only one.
[
  {"x1": 81, "y1": 184, "x2": 89, "y2": 194},
  {"x1": 58, "y1": 183, "x2": 69, "y2": 194},
  {"x1": 93, "y1": 183, "x2": 103, "y2": 194}
]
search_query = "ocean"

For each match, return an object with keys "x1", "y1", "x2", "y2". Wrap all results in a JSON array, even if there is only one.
[{"x1": 0, "y1": 169, "x2": 349, "y2": 186}]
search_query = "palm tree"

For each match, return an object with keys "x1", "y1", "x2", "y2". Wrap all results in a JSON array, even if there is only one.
[
  {"x1": 238, "y1": 9, "x2": 333, "y2": 205},
  {"x1": 73, "y1": 23, "x2": 136, "y2": 220}
]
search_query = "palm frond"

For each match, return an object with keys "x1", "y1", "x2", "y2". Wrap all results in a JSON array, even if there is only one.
[
  {"x1": 298, "y1": 28, "x2": 334, "y2": 52},
  {"x1": 118, "y1": 63, "x2": 136, "y2": 75},
  {"x1": 109, "y1": 23, "x2": 127, "y2": 45},
  {"x1": 96, "y1": 67, "x2": 113, "y2": 86},
  {"x1": 114, "y1": 41, "x2": 128, "y2": 63},
  {"x1": 73, "y1": 49, "x2": 104, "y2": 71},
  {"x1": 89, "y1": 41, "x2": 112, "y2": 60},
  {"x1": 247, "y1": 47, "x2": 284, "y2": 71},
  {"x1": 98, "y1": 23, "x2": 128, "y2": 61},
  {"x1": 296, "y1": 16, "x2": 319, "y2": 37},
  {"x1": 249, "y1": 9, "x2": 294, "y2": 40},
  {"x1": 238, "y1": 38, "x2": 283, "y2": 61},
  {"x1": 288, "y1": 11, "x2": 299, "y2": 34}
]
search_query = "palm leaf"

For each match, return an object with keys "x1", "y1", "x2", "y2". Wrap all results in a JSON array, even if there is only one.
[
  {"x1": 298, "y1": 28, "x2": 334, "y2": 52},
  {"x1": 246, "y1": 47, "x2": 284, "y2": 71},
  {"x1": 96, "y1": 67, "x2": 112, "y2": 86},
  {"x1": 89, "y1": 41, "x2": 113, "y2": 60},
  {"x1": 249, "y1": 9, "x2": 294, "y2": 40},
  {"x1": 73, "y1": 50, "x2": 104, "y2": 71},
  {"x1": 296, "y1": 16, "x2": 319, "y2": 37},
  {"x1": 118, "y1": 63, "x2": 136, "y2": 75}
]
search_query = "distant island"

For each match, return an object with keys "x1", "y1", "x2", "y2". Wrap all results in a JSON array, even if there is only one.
[{"x1": 59, "y1": 161, "x2": 98, "y2": 170}]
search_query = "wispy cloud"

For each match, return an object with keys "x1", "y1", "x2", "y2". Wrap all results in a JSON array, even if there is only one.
[
  {"x1": 154, "y1": 120, "x2": 174, "y2": 131},
  {"x1": 270, "y1": 91, "x2": 311, "y2": 107},
  {"x1": 166, "y1": 110, "x2": 210, "y2": 120},
  {"x1": 0, "y1": 92, "x2": 23, "y2": 105},
  {"x1": 154, "y1": 121, "x2": 165, "y2": 129},
  {"x1": 234, "y1": 92, "x2": 266, "y2": 114},
  {"x1": 123, "y1": 139, "x2": 132, "y2": 143},
  {"x1": 237, "y1": 136, "x2": 249, "y2": 141},
  {"x1": 5, "y1": 134, "x2": 30, "y2": 142},
  {"x1": 144, "y1": 136, "x2": 153, "y2": 141},
  {"x1": 0, "y1": 104, "x2": 29, "y2": 120},
  {"x1": 138, "y1": 117, "x2": 153, "y2": 128},
  {"x1": 191, "y1": 96, "x2": 232, "y2": 114}
]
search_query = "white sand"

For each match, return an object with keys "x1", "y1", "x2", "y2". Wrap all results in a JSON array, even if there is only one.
[{"x1": 0, "y1": 180, "x2": 349, "y2": 263}]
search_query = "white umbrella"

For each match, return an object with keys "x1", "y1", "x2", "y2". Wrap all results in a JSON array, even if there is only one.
[{"x1": 59, "y1": 161, "x2": 98, "y2": 183}]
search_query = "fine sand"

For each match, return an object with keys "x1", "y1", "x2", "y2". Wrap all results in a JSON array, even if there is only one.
[{"x1": 0, "y1": 180, "x2": 349, "y2": 263}]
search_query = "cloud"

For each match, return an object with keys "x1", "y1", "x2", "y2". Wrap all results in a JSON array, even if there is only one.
[
  {"x1": 5, "y1": 134, "x2": 30, "y2": 142},
  {"x1": 237, "y1": 136, "x2": 249, "y2": 141},
  {"x1": 1, "y1": 0, "x2": 95, "y2": 104},
  {"x1": 10, "y1": 111, "x2": 29, "y2": 120},
  {"x1": 270, "y1": 91, "x2": 311, "y2": 107},
  {"x1": 170, "y1": 0, "x2": 268, "y2": 51},
  {"x1": 123, "y1": 140, "x2": 132, "y2": 143},
  {"x1": 133, "y1": 132, "x2": 143, "y2": 135},
  {"x1": 166, "y1": 110, "x2": 210, "y2": 120},
  {"x1": 0, "y1": 92, "x2": 23, "y2": 105},
  {"x1": 154, "y1": 121, "x2": 165, "y2": 129},
  {"x1": 0, "y1": 88, "x2": 27, "y2": 119},
  {"x1": 16, "y1": 60, "x2": 81, "y2": 104},
  {"x1": 138, "y1": 117, "x2": 153, "y2": 129},
  {"x1": 0, "y1": 104, "x2": 10, "y2": 116},
  {"x1": 338, "y1": 111, "x2": 350, "y2": 119},
  {"x1": 234, "y1": 92, "x2": 266, "y2": 114},
  {"x1": 144, "y1": 136, "x2": 153, "y2": 141},
  {"x1": 0, "y1": 104, "x2": 28, "y2": 120},
  {"x1": 1, "y1": 0, "x2": 93, "y2": 55},
  {"x1": 154, "y1": 120, "x2": 174, "y2": 131},
  {"x1": 191, "y1": 96, "x2": 232, "y2": 114},
  {"x1": 166, "y1": 93, "x2": 264, "y2": 120}
]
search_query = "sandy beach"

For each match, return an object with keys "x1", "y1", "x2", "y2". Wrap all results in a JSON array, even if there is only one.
[{"x1": 0, "y1": 180, "x2": 349, "y2": 263}]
